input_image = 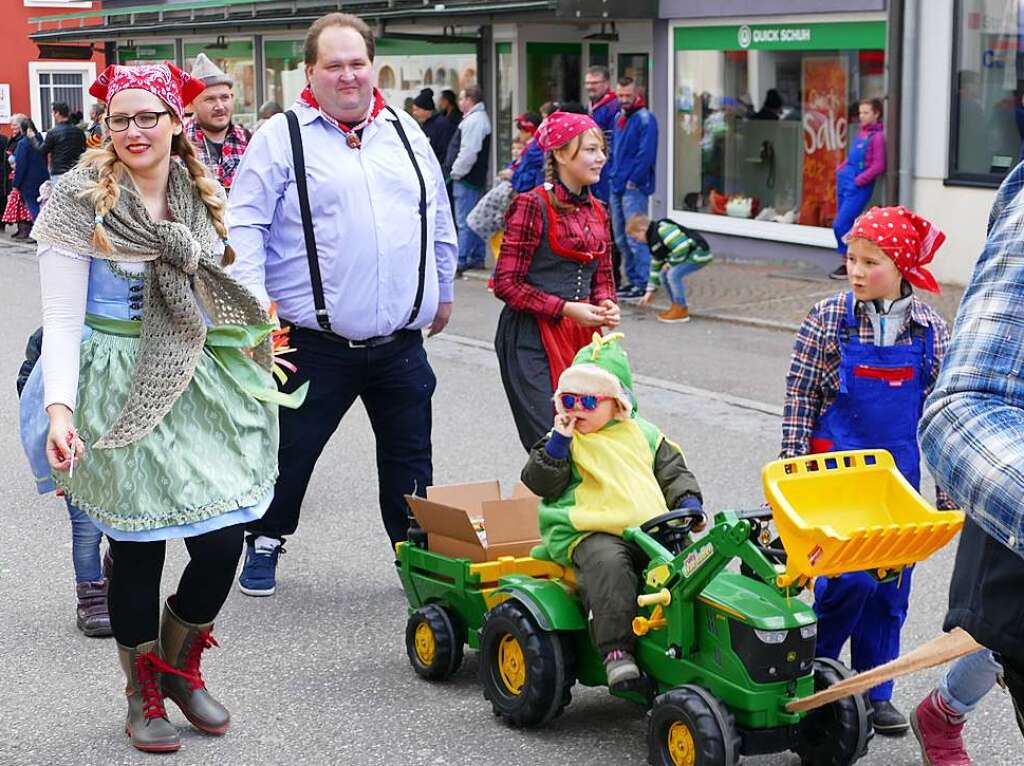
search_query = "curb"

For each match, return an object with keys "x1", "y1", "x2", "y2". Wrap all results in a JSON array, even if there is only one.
[{"x1": 457, "y1": 270, "x2": 802, "y2": 334}]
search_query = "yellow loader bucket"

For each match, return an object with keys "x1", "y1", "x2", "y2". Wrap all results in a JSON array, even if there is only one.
[{"x1": 762, "y1": 449, "x2": 964, "y2": 588}]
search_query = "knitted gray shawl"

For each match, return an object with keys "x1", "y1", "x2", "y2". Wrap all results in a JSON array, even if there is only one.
[{"x1": 32, "y1": 161, "x2": 271, "y2": 449}]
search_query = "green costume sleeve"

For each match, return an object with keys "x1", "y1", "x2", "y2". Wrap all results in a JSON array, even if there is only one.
[
  {"x1": 653, "y1": 436, "x2": 703, "y2": 509},
  {"x1": 521, "y1": 436, "x2": 573, "y2": 499}
]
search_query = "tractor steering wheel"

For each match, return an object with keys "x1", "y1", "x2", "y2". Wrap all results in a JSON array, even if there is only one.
[{"x1": 640, "y1": 509, "x2": 706, "y2": 555}]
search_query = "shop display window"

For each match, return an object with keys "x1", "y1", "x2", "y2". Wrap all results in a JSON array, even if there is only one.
[
  {"x1": 949, "y1": 0, "x2": 1024, "y2": 184},
  {"x1": 672, "y1": 22, "x2": 886, "y2": 230}
]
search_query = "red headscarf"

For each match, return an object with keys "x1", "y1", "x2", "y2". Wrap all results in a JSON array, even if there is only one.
[
  {"x1": 90, "y1": 64, "x2": 206, "y2": 121},
  {"x1": 846, "y1": 206, "x2": 946, "y2": 293},
  {"x1": 514, "y1": 112, "x2": 540, "y2": 135},
  {"x1": 535, "y1": 111, "x2": 600, "y2": 152}
]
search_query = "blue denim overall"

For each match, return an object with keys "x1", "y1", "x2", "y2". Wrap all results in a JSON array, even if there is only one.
[
  {"x1": 833, "y1": 130, "x2": 877, "y2": 254},
  {"x1": 810, "y1": 291, "x2": 932, "y2": 700}
]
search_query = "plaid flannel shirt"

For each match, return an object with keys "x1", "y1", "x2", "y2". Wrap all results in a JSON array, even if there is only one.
[
  {"x1": 920, "y1": 162, "x2": 1024, "y2": 557},
  {"x1": 493, "y1": 185, "x2": 616, "y2": 321},
  {"x1": 783, "y1": 290, "x2": 954, "y2": 508},
  {"x1": 183, "y1": 119, "x2": 249, "y2": 190}
]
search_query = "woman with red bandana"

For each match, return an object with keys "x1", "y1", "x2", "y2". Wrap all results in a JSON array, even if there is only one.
[
  {"x1": 781, "y1": 205, "x2": 954, "y2": 737},
  {"x1": 494, "y1": 111, "x2": 620, "y2": 451},
  {"x1": 20, "y1": 62, "x2": 293, "y2": 753}
]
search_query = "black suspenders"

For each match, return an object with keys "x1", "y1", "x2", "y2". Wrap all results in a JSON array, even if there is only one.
[{"x1": 284, "y1": 107, "x2": 428, "y2": 330}]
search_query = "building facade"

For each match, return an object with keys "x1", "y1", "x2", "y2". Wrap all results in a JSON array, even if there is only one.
[{"x1": 24, "y1": 0, "x2": 1024, "y2": 285}]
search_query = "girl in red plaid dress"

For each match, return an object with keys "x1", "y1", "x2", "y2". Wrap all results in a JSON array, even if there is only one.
[{"x1": 493, "y1": 111, "x2": 620, "y2": 450}]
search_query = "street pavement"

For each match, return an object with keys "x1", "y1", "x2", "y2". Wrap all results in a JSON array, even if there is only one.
[{"x1": 1, "y1": 242, "x2": 1018, "y2": 765}]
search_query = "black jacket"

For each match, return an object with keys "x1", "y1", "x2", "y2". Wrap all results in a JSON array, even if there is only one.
[
  {"x1": 36, "y1": 122, "x2": 87, "y2": 175},
  {"x1": 421, "y1": 112, "x2": 456, "y2": 165}
]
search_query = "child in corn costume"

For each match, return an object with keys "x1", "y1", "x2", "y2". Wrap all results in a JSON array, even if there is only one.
[{"x1": 521, "y1": 332, "x2": 703, "y2": 687}]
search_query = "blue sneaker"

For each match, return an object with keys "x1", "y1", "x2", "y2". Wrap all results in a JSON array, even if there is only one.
[{"x1": 238, "y1": 537, "x2": 284, "y2": 597}]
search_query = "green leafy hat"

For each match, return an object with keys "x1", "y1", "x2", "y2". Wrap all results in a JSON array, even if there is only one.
[{"x1": 554, "y1": 332, "x2": 637, "y2": 416}]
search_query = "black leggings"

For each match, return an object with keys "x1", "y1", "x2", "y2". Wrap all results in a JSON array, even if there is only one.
[{"x1": 107, "y1": 523, "x2": 245, "y2": 647}]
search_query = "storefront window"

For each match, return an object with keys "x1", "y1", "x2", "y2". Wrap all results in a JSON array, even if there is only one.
[
  {"x1": 950, "y1": 1, "x2": 1024, "y2": 183},
  {"x1": 672, "y1": 21, "x2": 886, "y2": 230},
  {"x1": 373, "y1": 38, "x2": 477, "y2": 113},
  {"x1": 526, "y1": 42, "x2": 581, "y2": 111},
  {"x1": 263, "y1": 39, "x2": 306, "y2": 110},
  {"x1": 496, "y1": 42, "x2": 515, "y2": 169},
  {"x1": 184, "y1": 41, "x2": 256, "y2": 128}
]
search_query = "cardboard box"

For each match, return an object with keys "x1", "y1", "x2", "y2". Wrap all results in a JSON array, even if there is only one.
[{"x1": 406, "y1": 481, "x2": 541, "y2": 563}]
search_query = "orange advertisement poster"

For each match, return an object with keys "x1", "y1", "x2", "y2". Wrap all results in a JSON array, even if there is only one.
[{"x1": 799, "y1": 56, "x2": 848, "y2": 227}]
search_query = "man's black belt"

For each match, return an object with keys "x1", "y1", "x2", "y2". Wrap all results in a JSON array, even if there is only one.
[{"x1": 293, "y1": 324, "x2": 414, "y2": 349}]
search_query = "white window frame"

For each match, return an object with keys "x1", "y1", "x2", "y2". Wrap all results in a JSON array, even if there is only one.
[{"x1": 28, "y1": 60, "x2": 97, "y2": 131}]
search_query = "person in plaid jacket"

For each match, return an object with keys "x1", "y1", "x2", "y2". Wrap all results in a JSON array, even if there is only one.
[
  {"x1": 782, "y1": 206, "x2": 953, "y2": 738},
  {"x1": 184, "y1": 53, "x2": 250, "y2": 191}
]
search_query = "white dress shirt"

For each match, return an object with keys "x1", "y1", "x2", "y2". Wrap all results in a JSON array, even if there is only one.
[{"x1": 227, "y1": 101, "x2": 457, "y2": 340}]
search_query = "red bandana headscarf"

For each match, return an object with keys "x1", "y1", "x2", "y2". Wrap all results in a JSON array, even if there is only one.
[
  {"x1": 846, "y1": 206, "x2": 946, "y2": 293},
  {"x1": 90, "y1": 63, "x2": 206, "y2": 121},
  {"x1": 298, "y1": 84, "x2": 386, "y2": 148},
  {"x1": 535, "y1": 111, "x2": 600, "y2": 152},
  {"x1": 515, "y1": 112, "x2": 540, "y2": 135}
]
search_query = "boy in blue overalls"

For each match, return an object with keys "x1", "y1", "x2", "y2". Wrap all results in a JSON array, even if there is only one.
[{"x1": 782, "y1": 206, "x2": 955, "y2": 736}]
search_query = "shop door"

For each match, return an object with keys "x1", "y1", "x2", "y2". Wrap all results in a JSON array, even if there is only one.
[{"x1": 526, "y1": 42, "x2": 582, "y2": 111}]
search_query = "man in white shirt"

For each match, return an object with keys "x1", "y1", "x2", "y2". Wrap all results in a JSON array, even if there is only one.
[{"x1": 228, "y1": 12, "x2": 457, "y2": 596}]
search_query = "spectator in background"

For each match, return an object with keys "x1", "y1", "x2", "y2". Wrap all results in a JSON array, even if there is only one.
[
  {"x1": 185, "y1": 52, "x2": 250, "y2": 191},
  {"x1": 508, "y1": 112, "x2": 543, "y2": 192},
  {"x1": 610, "y1": 77, "x2": 659, "y2": 301},
  {"x1": 2, "y1": 114, "x2": 35, "y2": 238},
  {"x1": 412, "y1": 88, "x2": 456, "y2": 165},
  {"x1": 752, "y1": 88, "x2": 784, "y2": 120},
  {"x1": 12, "y1": 116, "x2": 48, "y2": 236},
  {"x1": 28, "y1": 101, "x2": 86, "y2": 184},
  {"x1": 86, "y1": 102, "x2": 105, "y2": 148},
  {"x1": 444, "y1": 83, "x2": 491, "y2": 274},
  {"x1": 585, "y1": 65, "x2": 618, "y2": 202},
  {"x1": 439, "y1": 89, "x2": 462, "y2": 127},
  {"x1": 254, "y1": 100, "x2": 283, "y2": 132}
]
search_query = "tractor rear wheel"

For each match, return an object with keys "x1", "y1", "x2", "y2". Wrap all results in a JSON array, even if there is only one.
[
  {"x1": 647, "y1": 685, "x2": 741, "y2": 766},
  {"x1": 479, "y1": 600, "x2": 575, "y2": 728},
  {"x1": 405, "y1": 604, "x2": 464, "y2": 681},
  {"x1": 793, "y1": 657, "x2": 873, "y2": 765}
]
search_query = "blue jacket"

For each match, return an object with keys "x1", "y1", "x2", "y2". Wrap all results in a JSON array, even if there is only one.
[
  {"x1": 511, "y1": 139, "x2": 544, "y2": 193},
  {"x1": 13, "y1": 137, "x2": 49, "y2": 218},
  {"x1": 590, "y1": 94, "x2": 619, "y2": 201},
  {"x1": 611, "y1": 106, "x2": 658, "y2": 196}
]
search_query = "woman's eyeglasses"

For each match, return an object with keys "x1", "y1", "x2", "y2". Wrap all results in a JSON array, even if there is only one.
[
  {"x1": 560, "y1": 393, "x2": 613, "y2": 412},
  {"x1": 105, "y1": 111, "x2": 170, "y2": 132}
]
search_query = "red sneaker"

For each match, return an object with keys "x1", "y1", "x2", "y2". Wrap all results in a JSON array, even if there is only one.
[{"x1": 910, "y1": 689, "x2": 971, "y2": 765}]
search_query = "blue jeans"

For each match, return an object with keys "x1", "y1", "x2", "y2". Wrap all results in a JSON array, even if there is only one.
[
  {"x1": 939, "y1": 649, "x2": 1002, "y2": 715},
  {"x1": 610, "y1": 189, "x2": 652, "y2": 288},
  {"x1": 453, "y1": 180, "x2": 485, "y2": 268},
  {"x1": 66, "y1": 498, "x2": 103, "y2": 583},
  {"x1": 661, "y1": 261, "x2": 708, "y2": 308}
]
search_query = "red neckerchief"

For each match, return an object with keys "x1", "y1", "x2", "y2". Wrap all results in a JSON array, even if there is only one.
[
  {"x1": 589, "y1": 91, "x2": 617, "y2": 115},
  {"x1": 617, "y1": 97, "x2": 647, "y2": 129},
  {"x1": 536, "y1": 184, "x2": 608, "y2": 264},
  {"x1": 299, "y1": 84, "x2": 386, "y2": 148}
]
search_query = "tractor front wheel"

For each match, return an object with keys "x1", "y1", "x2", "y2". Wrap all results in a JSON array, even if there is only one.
[
  {"x1": 793, "y1": 657, "x2": 873, "y2": 765},
  {"x1": 647, "y1": 685, "x2": 741, "y2": 766},
  {"x1": 405, "y1": 604, "x2": 464, "y2": 681},
  {"x1": 479, "y1": 600, "x2": 575, "y2": 728}
]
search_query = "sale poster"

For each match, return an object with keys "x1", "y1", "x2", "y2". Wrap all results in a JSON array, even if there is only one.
[{"x1": 799, "y1": 56, "x2": 848, "y2": 227}]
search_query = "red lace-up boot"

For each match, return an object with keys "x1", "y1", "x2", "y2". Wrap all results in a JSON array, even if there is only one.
[
  {"x1": 116, "y1": 641, "x2": 181, "y2": 753},
  {"x1": 911, "y1": 689, "x2": 972, "y2": 765},
  {"x1": 159, "y1": 597, "x2": 231, "y2": 735}
]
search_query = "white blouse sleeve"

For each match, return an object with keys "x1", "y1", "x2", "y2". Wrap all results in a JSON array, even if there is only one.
[{"x1": 38, "y1": 244, "x2": 91, "y2": 411}]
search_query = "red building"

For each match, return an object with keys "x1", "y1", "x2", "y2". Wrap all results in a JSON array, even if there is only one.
[{"x1": 2, "y1": 1, "x2": 106, "y2": 136}]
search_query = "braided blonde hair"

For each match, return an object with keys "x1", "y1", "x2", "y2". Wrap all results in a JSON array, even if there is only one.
[{"x1": 81, "y1": 131, "x2": 235, "y2": 265}]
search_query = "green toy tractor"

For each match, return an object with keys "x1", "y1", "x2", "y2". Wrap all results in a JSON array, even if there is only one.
[{"x1": 396, "y1": 449, "x2": 964, "y2": 766}]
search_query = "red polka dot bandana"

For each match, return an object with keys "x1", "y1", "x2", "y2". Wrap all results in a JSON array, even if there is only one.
[
  {"x1": 89, "y1": 63, "x2": 206, "y2": 122},
  {"x1": 535, "y1": 111, "x2": 600, "y2": 152},
  {"x1": 846, "y1": 206, "x2": 946, "y2": 293}
]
